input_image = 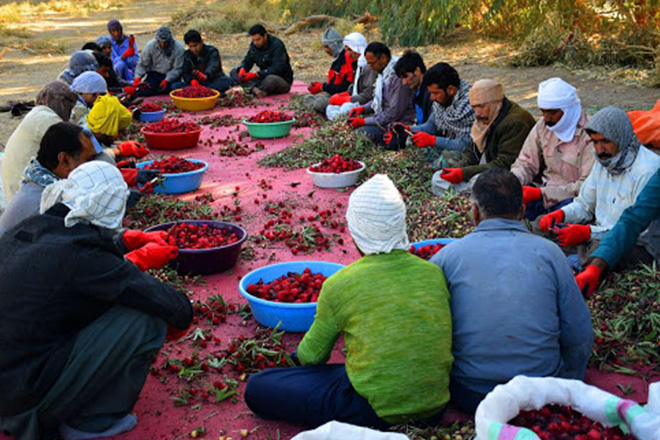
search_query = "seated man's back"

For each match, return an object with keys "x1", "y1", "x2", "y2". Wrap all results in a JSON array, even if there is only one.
[{"x1": 431, "y1": 168, "x2": 593, "y2": 413}]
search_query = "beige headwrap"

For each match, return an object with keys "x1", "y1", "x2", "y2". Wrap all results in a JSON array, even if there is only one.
[
  {"x1": 345, "y1": 174, "x2": 409, "y2": 255},
  {"x1": 469, "y1": 79, "x2": 504, "y2": 152}
]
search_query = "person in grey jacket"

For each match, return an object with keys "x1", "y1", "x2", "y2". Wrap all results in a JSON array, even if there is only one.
[{"x1": 134, "y1": 26, "x2": 184, "y2": 96}]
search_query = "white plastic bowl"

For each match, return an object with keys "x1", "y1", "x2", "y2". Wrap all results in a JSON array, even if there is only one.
[{"x1": 307, "y1": 161, "x2": 365, "y2": 189}]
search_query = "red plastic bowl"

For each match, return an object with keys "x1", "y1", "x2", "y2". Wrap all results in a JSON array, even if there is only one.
[{"x1": 140, "y1": 127, "x2": 202, "y2": 150}]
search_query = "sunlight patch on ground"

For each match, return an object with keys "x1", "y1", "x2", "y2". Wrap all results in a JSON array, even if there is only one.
[{"x1": 0, "y1": 85, "x2": 41, "y2": 97}]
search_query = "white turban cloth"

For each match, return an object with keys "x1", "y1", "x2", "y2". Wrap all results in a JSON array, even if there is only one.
[
  {"x1": 537, "y1": 77, "x2": 582, "y2": 143},
  {"x1": 346, "y1": 174, "x2": 409, "y2": 255},
  {"x1": 71, "y1": 71, "x2": 108, "y2": 94},
  {"x1": 343, "y1": 32, "x2": 367, "y2": 68},
  {"x1": 40, "y1": 160, "x2": 129, "y2": 230}
]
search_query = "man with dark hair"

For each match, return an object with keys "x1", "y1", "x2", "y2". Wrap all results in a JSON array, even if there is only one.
[
  {"x1": 386, "y1": 62, "x2": 474, "y2": 162},
  {"x1": 231, "y1": 24, "x2": 293, "y2": 98},
  {"x1": 430, "y1": 168, "x2": 593, "y2": 414},
  {"x1": 393, "y1": 50, "x2": 432, "y2": 124},
  {"x1": 432, "y1": 79, "x2": 535, "y2": 195},
  {"x1": 346, "y1": 42, "x2": 414, "y2": 146},
  {"x1": 173, "y1": 29, "x2": 235, "y2": 93},
  {"x1": 0, "y1": 122, "x2": 97, "y2": 234}
]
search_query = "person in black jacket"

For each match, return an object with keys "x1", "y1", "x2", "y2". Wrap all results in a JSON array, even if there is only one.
[
  {"x1": 173, "y1": 29, "x2": 235, "y2": 93},
  {"x1": 0, "y1": 161, "x2": 191, "y2": 440},
  {"x1": 304, "y1": 28, "x2": 357, "y2": 114},
  {"x1": 230, "y1": 24, "x2": 294, "y2": 97}
]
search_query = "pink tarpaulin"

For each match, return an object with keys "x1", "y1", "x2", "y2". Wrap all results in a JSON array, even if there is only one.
[{"x1": 1, "y1": 81, "x2": 657, "y2": 440}]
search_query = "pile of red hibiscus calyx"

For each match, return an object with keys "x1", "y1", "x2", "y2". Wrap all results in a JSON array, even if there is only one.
[
  {"x1": 245, "y1": 268, "x2": 327, "y2": 303},
  {"x1": 247, "y1": 110, "x2": 292, "y2": 123},
  {"x1": 166, "y1": 222, "x2": 240, "y2": 250},
  {"x1": 309, "y1": 155, "x2": 362, "y2": 173}
]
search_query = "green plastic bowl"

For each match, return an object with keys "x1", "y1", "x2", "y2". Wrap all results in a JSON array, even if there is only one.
[{"x1": 242, "y1": 119, "x2": 295, "y2": 139}]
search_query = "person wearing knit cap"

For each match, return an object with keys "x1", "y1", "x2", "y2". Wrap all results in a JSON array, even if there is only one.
[
  {"x1": 95, "y1": 35, "x2": 113, "y2": 58},
  {"x1": 303, "y1": 29, "x2": 357, "y2": 114},
  {"x1": 431, "y1": 168, "x2": 592, "y2": 414},
  {"x1": 58, "y1": 51, "x2": 99, "y2": 85},
  {"x1": 245, "y1": 174, "x2": 452, "y2": 429},
  {"x1": 539, "y1": 106, "x2": 660, "y2": 273},
  {"x1": 134, "y1": 26, "x2": 184, "y2": 96},
  {"x1": 107, "y1": 19, "x2": 139, "y2": 82},
  {"x1": 70, "y1": 71, "x2": 107, "y2": 126},
  {"x1": 431, "y1": 78, "x2": 535, "y2": 196},
  {"x1": 0, "y1": 160, "x2": 190, "y2": 440},
  {"x1": 230, "y1": 24, "x2": 294, "y2": 98},
  {"x1": 511, "y1": 78, "x2": 595, "y2": 220}
]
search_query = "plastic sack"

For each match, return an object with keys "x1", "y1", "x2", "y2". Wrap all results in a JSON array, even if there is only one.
[
  {"x1": 475, "y1": 376, "x2": 660, "y2": 440},
  {"x1": 629, "y1": 100, "x2": 660, "y2": 150},
  {"x1": 291, "y1": 421, "x2": 410, "y2": 440},
  {"x1": 326, "y1": 102, "x2": 360, "y2": 121}
]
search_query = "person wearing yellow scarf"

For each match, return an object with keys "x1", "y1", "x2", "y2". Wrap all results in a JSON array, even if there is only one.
[{"x1": 84, "y1": 95, "x2": 149, "y2": 161}]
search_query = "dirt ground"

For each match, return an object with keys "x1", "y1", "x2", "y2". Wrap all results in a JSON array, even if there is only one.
[{"x1": 1, "y1": 0, "x2": 659, "y2": 147}]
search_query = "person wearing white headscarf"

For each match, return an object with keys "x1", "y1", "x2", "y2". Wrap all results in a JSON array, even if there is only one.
[
  {"x1": 70, "y1": 71, "x2": 108, "y2": 125},
  {"x1": 303, "y1": 29, "x2": 358, "y2": 114},
  {"x1": 539, "y1": 106, "x2": 660, "y2": 266},
  {"x1": 511, "y1": 77, "x2": 595, "y2": 220},
  {"x1": 0, "y1": 160, "x2": 190, "y2": 440},
  {"x1": 325, "y1": 32, "x2": 377, "y2": 120},
  {"x1": 244, "y1": 174, "x2": 453, "y2": 429}
]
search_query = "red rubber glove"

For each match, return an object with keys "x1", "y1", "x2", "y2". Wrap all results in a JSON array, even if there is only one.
[
  {"x1": 116, "y1": 160, "x2": 134, "y2": 168},
  {"x1": 242, "y1": 72, "x2": 258, "y2": 82},
  {"x1": 166, "y1": 324, "x2": 191, "y2": 341},
  {"x1": 122, "y1": 46, "x2": 135, "y2": 59},
  {"x1": 122, "y1": 229, "x2": 169, "y2": 250},
  {"x1": 128, "y1": 34, "x2": 136, "y2": 49},
  {"x1": 440, "y1": 168, "x2": 463, "y2": 184},
  {"x1": 238, "y1": 67, "x2": 247, "y2": 80},
  {"x1": 329, "y1": 92, "x2": 351, "y2": 106},
  {"x1": 308, "y1": 82, "x2": 323, "y2": 94},
  {"x1": 553, "y1": 223, "x2": 591, "y2": 247},
  {"x1": 125, "y1": 242, "x2": 179, "y2": 272},
  {"x1": 120, "y1": 168, "x2": 139, "y2": 186},
  {"x1": 348, "y1": 106, "x2": 365, "y2": 118},
  {"x1": 539, "y1": 209, "x2": 565, "y2": 232},
  {"x1": 193, "y1": 70, "x2": 208, "y2": 82},
  {"x1": 190, "y1": 79, "x2": 199, "y2": 87},
  {"x1": 575, "y1": 264, "x2": 602, "y2": 298},
  {"x1": 117, "y1": 141, "x2": 150, "y2": 158},
  {"x1": 133, "y1": 77, "x2": 142, "y2": 86},
  {"x1": 383, "y1": 130, "x2": 393, "y2": 145},
  {"x1": 347, "y1": 118, "x2": 365, "y2": 129},
  {"x1": 411, "y1": 131, "x2": 436, "y2": 148},
  {"x1": 522, "y1": 186, "x2": 543, "y2": 204},
  {"x1": 123, "y1": 85, "x2": 137, "y2": 95},
  {"x1": 159, "y1": 79, "x2": 168, "y2": 92}
]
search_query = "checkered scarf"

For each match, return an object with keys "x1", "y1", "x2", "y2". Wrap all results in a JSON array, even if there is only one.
[
  {"x1": 40, "y1": 161, "x2": 128, "y2": 230},
  {"x1": 432, "y1": 80, "x2": 474, "y2": 139}
]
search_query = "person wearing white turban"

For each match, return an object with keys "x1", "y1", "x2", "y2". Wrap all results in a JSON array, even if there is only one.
[
  {"x1": 70, "y1": 71, "x2": 107, "y2": 125},
  {"x1": 511, "y1": 77, "x2": 595, "y2": 220},
  {"x1": 0, "y1": 160, "x2": 190, "y2": 440},
  {"x1": 244, "y1": 174, "x2": 453, "y2": 429}
]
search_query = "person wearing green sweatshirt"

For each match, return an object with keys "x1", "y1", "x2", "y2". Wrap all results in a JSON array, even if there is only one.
[{"x1": 244, "y1": 174, "x2": 453, "y2": 428}]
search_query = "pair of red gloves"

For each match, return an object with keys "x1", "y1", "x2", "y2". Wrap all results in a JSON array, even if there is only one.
[
  {"x1": 382, "y1": 124, "x2": 437, "y2": 148},
  {"x1": 238, "y1": 67, "x2": 258, "y2": 83},
  {"x1": 123, "y1": 77, "x2": 145, "y2": 96},
  {"x1": 308, "y1": 82, "x2": 323, "y2": 95},
  {"x1": 121, "y1": 35, "x2": 136, "y2": 59},
  {"x1": 123, "y1": 230, "x2": 179, "y2": 272},
  {"x1": 117, "y1": 140, "x2": 150, "y2": 159}
]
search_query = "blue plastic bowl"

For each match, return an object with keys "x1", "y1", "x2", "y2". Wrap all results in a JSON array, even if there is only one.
[
  {"x1": 410, "y1": 238, "x2": 457, "y2": 259},
  {"x1": 238, "y1": 261, "x2": 346, "y2": 332},
  {"x1": 140, "y1": 109, "x2": 166, "y2": 123},
  {"x1": 136, "y1": 159, "x2": 208, "y2": 194}
]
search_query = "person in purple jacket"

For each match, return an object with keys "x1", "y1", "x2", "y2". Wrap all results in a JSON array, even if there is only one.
[{"x1": 107, "y1": 19, "x2": 139, "y2": 82}]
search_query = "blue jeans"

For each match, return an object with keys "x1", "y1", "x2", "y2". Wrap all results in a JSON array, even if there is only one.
[
  {"x1": 525, "y1": 198, "x2": 573, "y2": 221},
  {"x1": 136, "y1": 72, "x2": 173, "y2": 97},
  {"x1": 245, "y1": 364, "x2": 389, "y2": 429},
  {"x1": 357, "y1": 125, "x2": 386, "y2": 147}
]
